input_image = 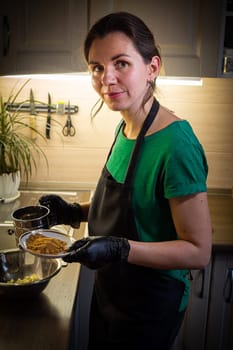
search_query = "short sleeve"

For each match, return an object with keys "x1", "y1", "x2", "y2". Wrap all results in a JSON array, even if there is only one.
[{"x1": 164, "y1": 138, "x2": 208, "y2": 198}]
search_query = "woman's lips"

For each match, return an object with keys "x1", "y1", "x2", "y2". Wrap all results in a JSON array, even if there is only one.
[{"x1": 105, "y1": 91, "x2": 124, "y2": 99}]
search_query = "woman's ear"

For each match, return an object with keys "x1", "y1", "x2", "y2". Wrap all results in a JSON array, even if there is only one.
[{"x1": 148, "y1": 55, "x2": 161, "y2": 80}]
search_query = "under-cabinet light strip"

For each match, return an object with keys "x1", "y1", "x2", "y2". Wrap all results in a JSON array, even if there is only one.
[{"x1": 4, "y1": 73, "x2": 203, "y2": 86}]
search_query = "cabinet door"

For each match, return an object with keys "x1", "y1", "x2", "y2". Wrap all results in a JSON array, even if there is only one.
[
  {"x1": 71, "y1": 265, "x2": 95, "y2": 350},
  {"x1": 0, "y1": 0, "x2": 88, "y2": 75},
  {"x1": 206, "y1": 252, "x2": 233, "y2": 350},
  {"x1": 89, "y1": 0, "x2": 223, "y2": 77},
  {"x1": 172, "y1": 265, "x2": 212, "y2": 350},
  {"x1": 217, "y1": 0, "x2": 233, "y2": 77},
  {"x1": 0, "y1": 2, "x2": 18, "y2": 74}
]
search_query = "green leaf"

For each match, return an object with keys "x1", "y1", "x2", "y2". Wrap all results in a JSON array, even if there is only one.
[{"x1": 0, "y1": 80, "x2": 49, "y2": 182}]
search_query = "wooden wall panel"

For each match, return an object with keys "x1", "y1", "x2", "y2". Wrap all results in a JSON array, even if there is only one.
[{"x1": 0, "y1": 76, "x2": 232, "y2": 190}]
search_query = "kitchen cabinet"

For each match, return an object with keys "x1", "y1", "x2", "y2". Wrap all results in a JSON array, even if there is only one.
[
  {"x1": 205, "y1": 251, "x2": 233, "y2": 350},
  {"x1": 0, "y1": 0, "x2": 88, "y2": 75},
  {"x1": 172, "y1": 249, "x2": 233, "y2": 350},
  {"x1": 172, "y1": 265, "x2": 212, "y2": 350},
  {"x1": 70, "y1": 265, "x2": 94, "y2": 350},
  {"x1": 89, "y1": 0, "x2": 223, "y2": 77},
  {"x1": 217, "y1": 0, "x2": 233, "y2": 76},
  {"x1": 0, "y1": 0, "x2": 224, "y2": 77},
  {"x1": 0, "y1": 3, "x2": 17, "y2": 75}
]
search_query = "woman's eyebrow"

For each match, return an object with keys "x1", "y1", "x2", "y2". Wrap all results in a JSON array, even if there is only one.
[
  {"x1": 112, "y1": 53, "x2": 131, "y2": 60},
  {"x1": 89, "y1": 53, "x2": 131, "y2": 65}
]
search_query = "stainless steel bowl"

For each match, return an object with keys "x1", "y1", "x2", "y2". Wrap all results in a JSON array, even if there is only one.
[{"x1": 0, "y1": 248, "x2": 62, "y2": 298}]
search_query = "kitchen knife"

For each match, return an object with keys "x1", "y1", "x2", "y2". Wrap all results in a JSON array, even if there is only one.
[
  {"x1": 46, "y1": 93, "x2": 52, "y2": 139},
  {"x1": 29, "y1": 89, "x2": 37, "y2": 141}
]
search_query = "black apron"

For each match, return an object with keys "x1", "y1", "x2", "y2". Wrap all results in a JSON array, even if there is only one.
[{"x1": 87, "y1": 99, "x2": 185, "y2": 350}]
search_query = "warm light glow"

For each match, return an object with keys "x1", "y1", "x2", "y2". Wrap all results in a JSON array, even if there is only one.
[
  {"x1": 4, "y1": 73, "x2": 203, "y2": 86},
  {"x1": 157, "y1": 76, "x2": 203, "y2": 86},
  {"x1": 4, "y1": 73, "x2": 91, "y2": 81}
]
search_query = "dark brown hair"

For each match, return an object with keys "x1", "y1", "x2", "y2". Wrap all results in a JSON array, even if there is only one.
[{"x1": 84, "y1": 11, "x2": 161, "y2": 64}]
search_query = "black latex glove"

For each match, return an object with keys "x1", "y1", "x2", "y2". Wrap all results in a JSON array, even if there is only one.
[
  {"x1": 39, "y1": 194, "x2": 83, "y2": 228},
  {"x1": 63, "y1": 236, "x2": 130, "y2": 269}
]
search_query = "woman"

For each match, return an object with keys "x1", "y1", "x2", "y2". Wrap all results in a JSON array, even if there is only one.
[{"x1": 40, "y1": 12, "x2": 212, "y2": 350}]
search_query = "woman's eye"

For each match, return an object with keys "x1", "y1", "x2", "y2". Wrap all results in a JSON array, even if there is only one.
[
  {"x1": 115, "y1": 61, "x2": 128, "y2": 69},
  {"x1": 90, "y1": 65, "x2": 103, "y2": 73}
]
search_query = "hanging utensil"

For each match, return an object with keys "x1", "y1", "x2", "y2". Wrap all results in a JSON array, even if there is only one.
[
  {"x1": 46, "y1": 93, "x2": 52, "y2": 139},
  {"x1": 62, "y1": 101, "x2": 76, "y2": 137},
  {"x1": 29, "y1": 89, "x2": 37, "y2": 141}
]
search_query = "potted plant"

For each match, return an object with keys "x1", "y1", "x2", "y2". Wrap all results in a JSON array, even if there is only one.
[{"x1": 0, "y1": 80, "x2": 48, "y2": 202}]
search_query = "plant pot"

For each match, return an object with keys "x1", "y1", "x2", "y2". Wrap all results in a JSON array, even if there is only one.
[{"x1": 0, "y1": 171, "x2": 20, "y2": 201}]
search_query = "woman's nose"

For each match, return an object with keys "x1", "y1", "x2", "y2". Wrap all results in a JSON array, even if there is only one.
[{"x1": 101, "y1": 67, "x2": 117, "y2": 85}]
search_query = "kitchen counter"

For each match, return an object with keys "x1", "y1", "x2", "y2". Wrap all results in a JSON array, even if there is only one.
[
  {"x1": 208, "y1": 192, "x2": 233, "y2": 251},
  {"x1": 0, "y1": 261, "x2": 81, "y2": 350},
  {"x1": 0, "y1": 190, "x2": 90, "y2": 350},
  {"x1": 0, "y1": 190, "x2": 232, "y2": 350}
]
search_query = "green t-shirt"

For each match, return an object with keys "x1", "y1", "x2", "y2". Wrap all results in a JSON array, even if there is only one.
[{"x1": 106, "y1": 119, "x2": 208, "y2": 311}]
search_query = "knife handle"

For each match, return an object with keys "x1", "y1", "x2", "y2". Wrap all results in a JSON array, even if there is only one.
[
  {"x1": 30, "y1": 116, "x2": 37, "y2": 140},
  {"x1": 46, "y1": 116, "x2": 51, "y2": 139}
]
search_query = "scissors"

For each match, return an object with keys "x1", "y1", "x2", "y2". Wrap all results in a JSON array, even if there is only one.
[{"x1": 62, "y1": 101, "x2": 76, "y2": 136}]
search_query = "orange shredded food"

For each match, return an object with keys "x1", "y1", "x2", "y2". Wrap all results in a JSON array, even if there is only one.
[{"x1": 26, "y1": 233, "x2": 67, "y2": 255}]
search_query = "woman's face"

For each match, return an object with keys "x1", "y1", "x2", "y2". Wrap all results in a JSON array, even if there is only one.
[{"x1": 88, "y1": 32, "x2": 160, "y2": 113}]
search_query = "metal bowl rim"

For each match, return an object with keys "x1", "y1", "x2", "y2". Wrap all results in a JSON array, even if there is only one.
[
  {"x1": 0, "y1": 248, "x2": 62, "y2": 287},
  {"x1": 11, "y1": 205, "x2": 50, "y2": 222}
]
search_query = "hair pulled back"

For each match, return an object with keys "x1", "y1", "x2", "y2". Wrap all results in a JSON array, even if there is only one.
[{"x1": 84, "y1": 12, "x2": 161, "y2": 65}]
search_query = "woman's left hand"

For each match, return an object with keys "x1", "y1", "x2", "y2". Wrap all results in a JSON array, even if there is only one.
[{"x1": 63, "y1": 236, "x2": 130, "y2": 269}]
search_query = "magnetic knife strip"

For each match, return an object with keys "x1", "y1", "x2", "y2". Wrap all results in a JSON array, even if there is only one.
[{"x1": 5, "y1": 103, "x2": 79, "y2": 114}]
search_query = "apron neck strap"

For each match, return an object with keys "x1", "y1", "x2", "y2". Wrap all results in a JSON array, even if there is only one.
[{"x1": 124, "y1": 98, "x2": 160, "y2": 185}]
